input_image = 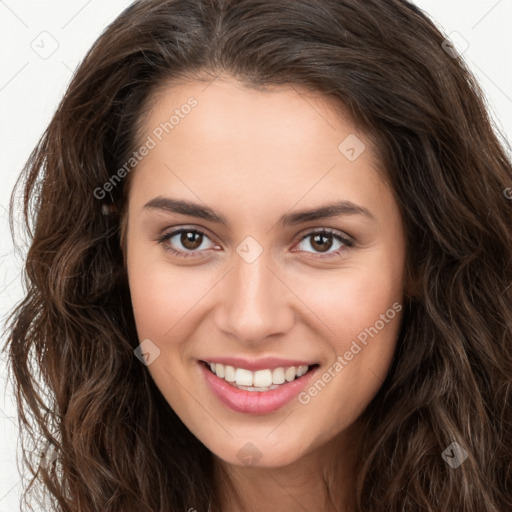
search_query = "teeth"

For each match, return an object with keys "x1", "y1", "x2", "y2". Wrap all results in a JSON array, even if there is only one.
[
  {"x1": 235, "y1": 384, "x2": 280, "y2": 392},
  {"x1": 216, "y1": 363, "x2": 225, "y2": 379},
  {"x1": 235, "y1": 368, "x2": 253, "y2": 386},
  {"x1": 207, "y1": 362, "x2": 312, "y2": 389},
  {"x1": 284, "y1": 366, "x2": 296, "y2": 382},
  {"x1": 224, "y1": 365, "x2": 236, "y2": 382},
  {"x1": 296, "y1": 365, "x2": 308, "y2": 377},
  {"x1": 253, "y1": 369, "x2": 273, "y2": 388},
  {"x1": 272, "y1": 367, "x2": 285, "y2": 384}
]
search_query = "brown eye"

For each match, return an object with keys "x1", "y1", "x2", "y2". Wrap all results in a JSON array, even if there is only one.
[
  {"x1": 294, "y1": 229, "x2": 354, "y2": 259},
  {"x1": 156, "y1": 228, "x2": 217, "y2": 258},
  {"x1": 309, "y1": 233, "x2": 334, "y2": 253},
  {"x1": 180, "y1": 231, "x2": 203, "y2": 250}
]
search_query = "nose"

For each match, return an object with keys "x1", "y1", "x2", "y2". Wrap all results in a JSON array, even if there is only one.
[{"x1": 214, "y1": 249, "x2": 295, "y2": 346}]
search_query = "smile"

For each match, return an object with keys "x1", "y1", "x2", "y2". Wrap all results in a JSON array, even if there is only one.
[
  {"x1": 198, "y1": 360, "x2": 319, "y2": 414},
  {"x1": 205, "y1": 361, "x2": 311, "y2": 391}
]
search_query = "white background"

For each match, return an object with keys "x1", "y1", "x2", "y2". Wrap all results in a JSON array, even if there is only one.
[{"x1": 1, "y1": 1, "x2": 511, "y2": 510}]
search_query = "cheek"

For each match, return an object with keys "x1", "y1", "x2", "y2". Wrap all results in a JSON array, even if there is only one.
[
  {"x1": 128, "y1": 265, "x2": 172, "y2": 339},
  {"x1": 297, "y1": 292, "x2": 403, "y2": 440},
  {"x1": 294, "y1": 246, "x2": 404, "y2": 428},
  {"x1": 126, "y1": 251, "x2": 199, "y2": 413},
  {"x1": 291, "y1": 245, "x2": 405, "y2": 414},
  {"x1": 126, "y1": 239, "x2": 207, "y2": 339},
  {"x1": 297, "y1": 256, "x2": 403, "y2": 344}
]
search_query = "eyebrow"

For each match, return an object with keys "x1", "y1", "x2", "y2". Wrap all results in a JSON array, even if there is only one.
[{"x1": 143, "y1": 196, "x2": 376, "y2": 228}]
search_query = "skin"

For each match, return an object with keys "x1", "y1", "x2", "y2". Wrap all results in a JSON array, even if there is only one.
[{"x1": 125, "y1": 75, "x2": 407, "y2": 511}]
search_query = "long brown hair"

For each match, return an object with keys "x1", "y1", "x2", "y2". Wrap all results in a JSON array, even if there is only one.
[{"x1": 5, "y1": 0, "x2": 512, "y2": 510}]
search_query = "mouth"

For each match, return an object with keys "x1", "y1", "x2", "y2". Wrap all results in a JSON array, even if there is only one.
[
  {"x1": 198, "y1": 360, "x2": 320, "y2": 414},
  {"x1": 200, "y1": 360, "x2": 318, "y2": 391}
]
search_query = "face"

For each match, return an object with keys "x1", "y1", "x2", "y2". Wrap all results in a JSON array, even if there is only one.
[{"x1": 125, "y1": 76, "x2": 406, "y2": 469}]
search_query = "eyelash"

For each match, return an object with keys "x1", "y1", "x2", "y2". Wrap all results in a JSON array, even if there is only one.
[{"x1": 155, "y1": 227, "x2": 354, "y2": 260}]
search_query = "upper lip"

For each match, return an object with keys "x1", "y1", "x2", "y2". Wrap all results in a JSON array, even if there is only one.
[{"x1": 200, "y1": 356, "x2": 317, "y2": 371}]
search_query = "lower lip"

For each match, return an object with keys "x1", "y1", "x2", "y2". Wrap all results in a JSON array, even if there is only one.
[{"x1": 198, "y1": 361, "x2": 319, "y2": 415}]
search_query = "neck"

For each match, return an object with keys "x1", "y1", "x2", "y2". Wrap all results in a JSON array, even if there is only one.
[{"x1": 212, "y1": 424, "x2": 360, "y2": 512}]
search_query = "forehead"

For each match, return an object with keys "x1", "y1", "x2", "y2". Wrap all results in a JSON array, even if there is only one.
[
  {"x1": 140, "y1": 77, "x2": 370, "y2": 157},
  {"x1": 128, "y1": 77, "x2": 391, "y2": 223}
]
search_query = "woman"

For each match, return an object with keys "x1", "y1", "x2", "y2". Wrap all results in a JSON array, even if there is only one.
[{"x1": 5, "y1": 0, "x2": 512, "y2": 511}]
